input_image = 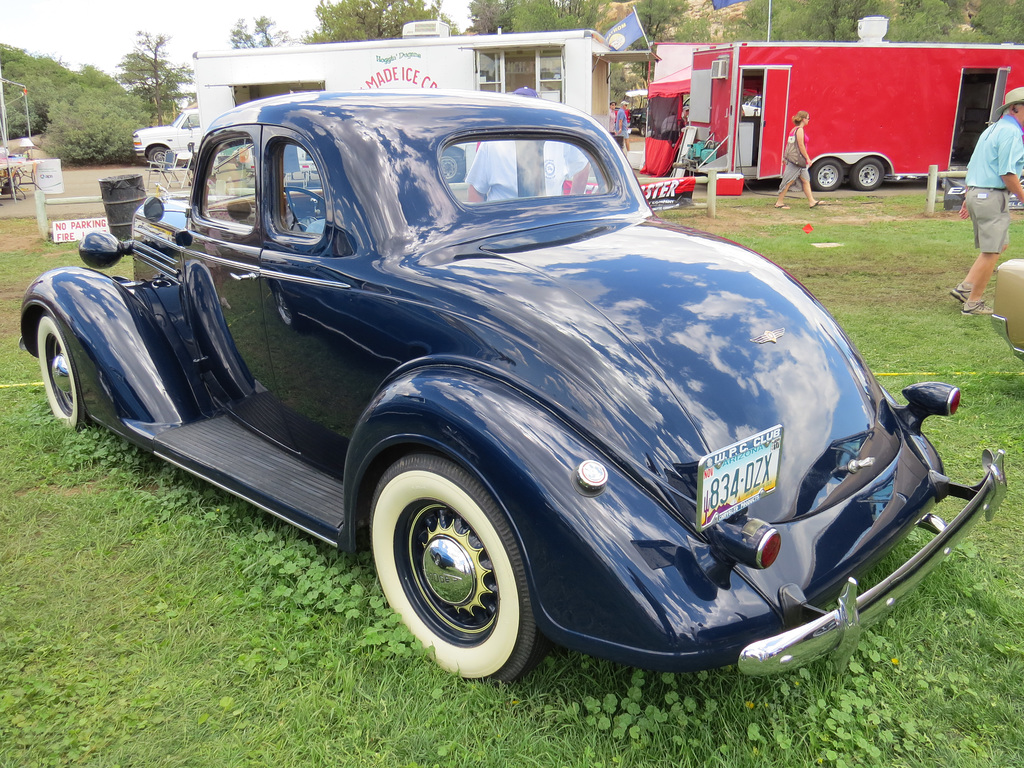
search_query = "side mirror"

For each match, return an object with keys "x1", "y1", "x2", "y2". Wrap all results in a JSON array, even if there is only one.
[
  {"x1": 79, "y1": 231, "x2": 131, "y2": 270},
  {"x1": 142, "y1": 196, "x2": 164, "y2": 221}
]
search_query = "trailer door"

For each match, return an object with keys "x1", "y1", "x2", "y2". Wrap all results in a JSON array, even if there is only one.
[
  {"x1": 950, "y1": 68, "x2": 1010, "y2": 167},
  {"x1": 759, "y1": 67, "x2": 791, "y2": 178}
]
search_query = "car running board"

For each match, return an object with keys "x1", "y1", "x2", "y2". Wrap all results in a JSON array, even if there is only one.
[{"x1": 154, "y1": 414, "x2": 346, "y2": 545}]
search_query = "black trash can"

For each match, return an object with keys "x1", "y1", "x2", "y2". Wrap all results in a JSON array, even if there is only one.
[
  {"x1": 98, "y1": 174, "x2": 146, "y2": 240},
  {"x1": 943, "y1": 177, "x2": 966, "y2": 211}
]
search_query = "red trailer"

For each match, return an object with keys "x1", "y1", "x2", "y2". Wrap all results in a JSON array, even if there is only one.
[{"x1": 688, "y1": 41, "x2": 1024, "y2": 191}]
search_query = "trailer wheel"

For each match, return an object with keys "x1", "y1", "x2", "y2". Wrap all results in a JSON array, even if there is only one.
[
  {"x1": 810, "y1": 158, "x2": 843, "y2": 192},
  {"x1": 849, "y1": 157, "x2": 885, "y2": 191}
]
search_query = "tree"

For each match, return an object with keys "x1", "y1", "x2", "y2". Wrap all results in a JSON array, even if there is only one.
[
  {"x1": 230, "y1": 16, "x2": 292, "y2": 48},
  {"x1": 116, "y1": 32, "x2": 192, "y2": 126},
  {"x1": 0, "y1": 45, "x2": 142, "y2": 141},
  {"x1": 887, "y1": 0, "x2": 960, "y2": 41},
  {"x1": 45, "y1": 91, "x2": 150, "y2": 165},
  {"x1": 634, "y1": 0, "x2": 689, "y2": 42},
  {"x1": 973, "y1": 0, "x2": 1024, "y2": 43},
  {"x1": 307, "y1": 0, "x2": 454, "y2": 42},
  {"x1": 513, "y1": 0, "x2": 603, "y2": 32},
  {"x1": 726, "y1": 0, "x2": 886, "y2": 42},
  {"x1": 1, "y1": 45, "x2": 78, "y2": 138},
  {"x1": 469, "y1": 0, "x2": 518, "y2": 34}
]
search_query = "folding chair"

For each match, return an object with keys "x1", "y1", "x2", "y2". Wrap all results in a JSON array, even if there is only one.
[
  {"x1": 157, "y1": 150, "x2": 190, "y2": 189},
  {"x1": 146, "y1": 150, "x2": 168, "y2": 188},
  {"x1": 175, "y1": 151, "x2": 195, "y2": 188}
]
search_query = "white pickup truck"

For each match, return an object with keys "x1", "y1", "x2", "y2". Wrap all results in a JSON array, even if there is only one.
[{"x1": 132, "y1": 108, "x2": 201, "y2": 162}]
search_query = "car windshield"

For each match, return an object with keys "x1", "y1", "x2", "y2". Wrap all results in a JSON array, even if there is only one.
[{"x1": 445, "y1": 138, "x2": 609, "y2": 204}]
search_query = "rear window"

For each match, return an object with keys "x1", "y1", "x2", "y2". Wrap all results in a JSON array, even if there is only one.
[{"x1": 444, "y1": 138, "x2": 609, "y2": 204}]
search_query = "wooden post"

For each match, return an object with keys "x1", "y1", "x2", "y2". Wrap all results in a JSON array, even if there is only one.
[{"x1": 35, "y1": 190, "x2": 47, "y2": 239}]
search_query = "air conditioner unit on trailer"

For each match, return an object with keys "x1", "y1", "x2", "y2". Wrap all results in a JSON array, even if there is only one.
[
  {"x1": 402, "y1": 20, "x2": 451, "y2": 38},
  {"x1": 711, "y1": 58, "x2": 729, "y2": 79}
]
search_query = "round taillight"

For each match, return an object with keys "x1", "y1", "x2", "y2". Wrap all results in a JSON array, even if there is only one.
[
  {"x1": 947, "y1": 387, "x2": 961, "y2": 415},
  {"x1": 756, "y1": 529, "x2": 782, "y2": 568}
]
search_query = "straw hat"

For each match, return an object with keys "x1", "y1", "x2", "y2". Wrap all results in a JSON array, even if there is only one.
[{"x1": 995, "y1": 87, "x2": 1024, "y2": 117}]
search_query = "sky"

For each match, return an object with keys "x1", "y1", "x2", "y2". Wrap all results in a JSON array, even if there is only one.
[{"x1": 1, "y1": 0, "x2": 473, "y2": 77}]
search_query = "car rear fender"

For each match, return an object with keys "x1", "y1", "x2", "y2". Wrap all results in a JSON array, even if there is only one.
[
  {"x1": 21, "y1": 267, "x2": 203, "y2": 439},
  {"x1": 345, "y1": 365, "x2": 779, "y2": 670}
]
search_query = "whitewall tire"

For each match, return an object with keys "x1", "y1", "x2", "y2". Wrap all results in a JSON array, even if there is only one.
[
  {"x1": 36, "y1": 313, "x2": 85, "y2": 429},
  {"x1": 371, "y1": 453, "x2": 547, "y2": 682}
]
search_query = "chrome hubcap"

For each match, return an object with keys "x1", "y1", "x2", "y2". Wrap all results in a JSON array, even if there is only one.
[
  {"x1": 419, "y1": 515, "x2": 491, "y2": 615},
  {"x1": 408, "y1": 505, "x2": 497, "y2": 635},
  {"x1": 423, "y1": 535, "x2": 476, "y2": 605},
  {"x1": 50, "y1": 352, "x2": 72, "y2": 396}
]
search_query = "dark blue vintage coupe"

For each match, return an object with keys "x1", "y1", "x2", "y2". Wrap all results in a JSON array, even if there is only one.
[{"x1": 22, "y1": 92, "x2": 1006, "y2": 681}]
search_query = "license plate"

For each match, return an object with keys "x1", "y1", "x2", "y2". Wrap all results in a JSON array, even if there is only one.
[{"x1": 697, "y1": 425, "x2": 783, "y2": 530}]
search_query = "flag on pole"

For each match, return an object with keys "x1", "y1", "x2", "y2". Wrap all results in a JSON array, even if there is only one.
[
  {"x1": 603, "y1": 9, "x2": 647, "y2": 52},
  {"x1": 712, "y1": 0, "x2": 751, "y2": 9}
]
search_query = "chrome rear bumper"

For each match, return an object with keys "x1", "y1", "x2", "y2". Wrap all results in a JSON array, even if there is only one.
[
  {"x1": 992, "y1": 314, "x2": 1024, "y2": 363},
  {"x1": 738, "y1": 449, "x2": 1006, "y2": 676}
]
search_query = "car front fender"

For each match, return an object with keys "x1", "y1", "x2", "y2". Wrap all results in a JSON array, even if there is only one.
[
  {"x1": 21, "y1": 267, "x2": 202, "y2": 439},
  {"x1": 344, "y1": 364, "x2": 780, "y2": 672}
]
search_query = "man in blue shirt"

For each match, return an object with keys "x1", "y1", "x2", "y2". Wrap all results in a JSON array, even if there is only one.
[
  {"x1": 613, "y1": 100, "x2": 629, "y2": 152},
  {"x1": 952, "y1": 87, "x2": 1024, "y2": 315}
]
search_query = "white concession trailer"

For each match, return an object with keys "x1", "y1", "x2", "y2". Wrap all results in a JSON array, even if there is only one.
[{"x1": 193, "y1": 28, "x2": 650, "y2": 128}]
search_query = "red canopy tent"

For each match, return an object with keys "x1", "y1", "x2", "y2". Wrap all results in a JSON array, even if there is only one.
[
  {"x1": 640, "y1": 63, "x2": 691, "y2": 176},
  {"x1": 647, "y1": 65, "x2": 691, "y2": 99},
  {"x1": 640, "y1": 44, "x2": 699, "y2": 176}
]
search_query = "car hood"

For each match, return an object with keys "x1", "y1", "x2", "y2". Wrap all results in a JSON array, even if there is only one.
[{"x1": 440, "y1": 218, "x2": 896, "y2": 529}]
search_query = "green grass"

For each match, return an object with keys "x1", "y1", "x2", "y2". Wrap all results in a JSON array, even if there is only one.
[{"x1": 2, "y1": 202, "x2": 1024, "y2": 768}]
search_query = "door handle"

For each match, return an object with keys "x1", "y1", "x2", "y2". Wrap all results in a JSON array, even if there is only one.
[{"x1": 230, "y1": 272, "x2": 258, "y2": 281}]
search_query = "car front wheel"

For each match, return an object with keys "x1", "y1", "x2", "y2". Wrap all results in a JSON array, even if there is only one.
[
  {"x1": 371, "y1": 453, "x2": 547, "y2": 682},
  {"x1": 36, "y1": 313, "x2": 85, "y2": 429}
]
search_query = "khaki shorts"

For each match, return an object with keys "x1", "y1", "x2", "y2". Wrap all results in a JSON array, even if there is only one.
[
  {"x1": 779, "y1": 161, "x2": 809, "y2": 189},
  {"x1": 966, "y1": 187, "x2": 1010, "y2": 253}
]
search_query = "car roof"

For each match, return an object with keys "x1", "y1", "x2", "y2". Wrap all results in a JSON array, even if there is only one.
[
  {"x1": 203, "y1": 91, "x2": 649, "y2": 257},
  {"x1": 209, "y1": 89, "x2": 600, "y2": 134}
]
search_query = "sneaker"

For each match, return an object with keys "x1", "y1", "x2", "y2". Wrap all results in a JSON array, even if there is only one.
[
  {"x1": 949, "y1": 282, "x2": 972, "y2": 303},
  {"x1": 962, "y1": 300, "x2": 993, "y2": 315}
]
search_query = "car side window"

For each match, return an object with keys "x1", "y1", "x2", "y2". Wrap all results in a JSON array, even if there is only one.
[
  {"x1": 202, "y1": 137, "x2": 257, "y2": 229},
  {"x1": 272, "y1": 142, "x2": 326, "y2": 237},
  {"x1": 449, "y1": 138, "x2": 608, "y2": 204}
]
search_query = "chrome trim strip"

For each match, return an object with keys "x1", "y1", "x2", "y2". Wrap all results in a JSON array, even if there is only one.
[
  {"x1": 131, "y1": 240, "x2": 179, "y2": 276},
  {"x1": 260, "y1": 249, "x2": 354, "y2": 290},
  {"x1": 154, "y1": 449, "x2": 338, "y2": 546},
  {"x1": 992, "y1": 315, "x2": 1024, "y2": 362},
  {"x1": 738, "y1": 448, "x2": 1007, "y2": 675},
  {"x1": 183, "y1": 243, "x2": 262, "y2": 269},
  {"x1": 260, "y1": 269, "x2": 352, "y2": 290}
]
